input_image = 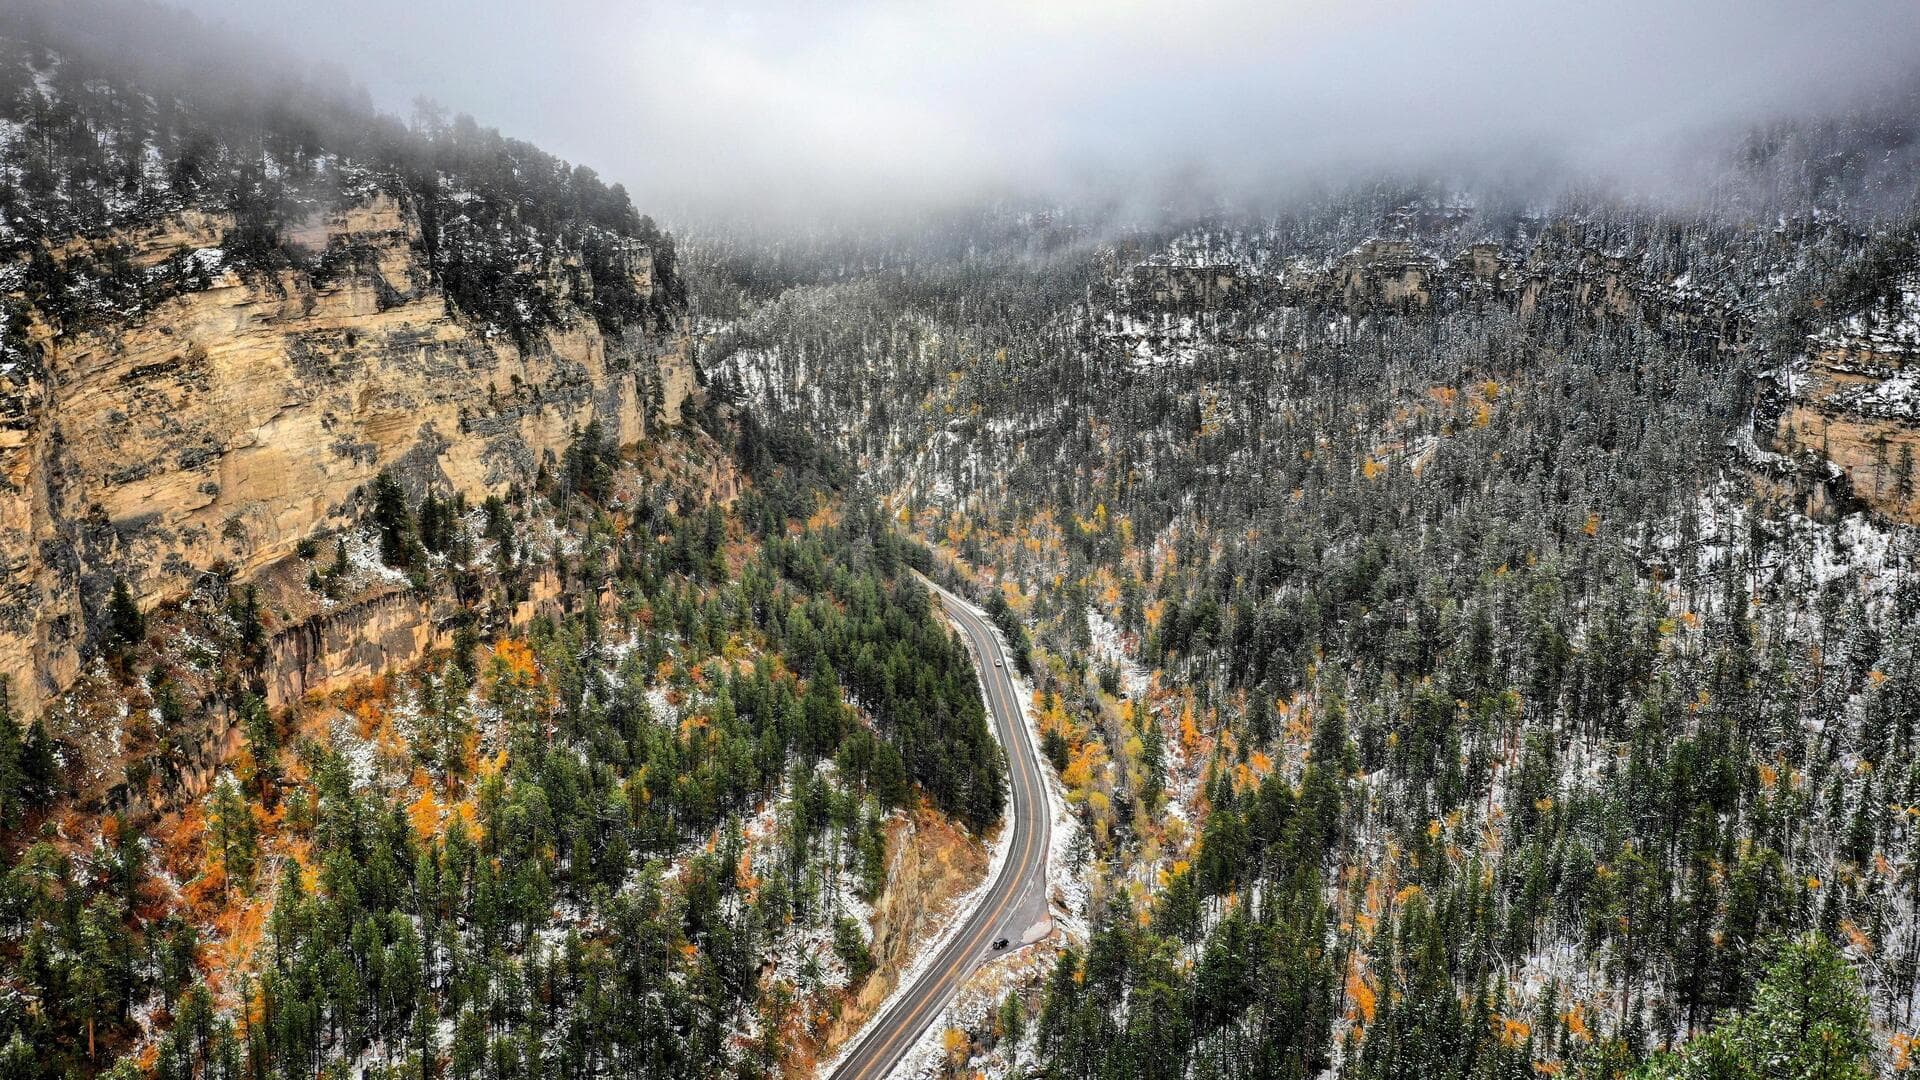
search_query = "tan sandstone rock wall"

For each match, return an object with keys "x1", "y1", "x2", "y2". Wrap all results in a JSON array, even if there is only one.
[
  {"x1": 0, "y1": 191, "x2": 693, "y2": 717},
  {"x1": 1775, "y1": 345, "x2": 1920, "y2": 523}
]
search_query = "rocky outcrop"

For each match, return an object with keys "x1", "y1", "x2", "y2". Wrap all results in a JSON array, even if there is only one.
[
  {"x1": 1129, "y1": 263, "x2": 1247, "y2": 308},
  {"x1": 0, "y1": 192, "x2": 694, "y2": 717},
  {"x1": 1774, "y1": 344, "x2": 1919, "y2": 522},
  {"x1": 1336, "y1": 239, "x2": 1433, "y2": 307},
  {"x1": 1121, "y1": 228, "x2": 1742, "y2": 330},
  {"x1": 265, "y1": 584, "x2": 447, "y2": 712},
  {"x1": 260, "y1": 560, "x2": 570, "y2": 711}
]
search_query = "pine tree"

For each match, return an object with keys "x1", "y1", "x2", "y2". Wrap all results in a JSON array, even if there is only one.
[
  {"x1": 0, "y1": 678, "x2": 27, "y2": 832},
  {"x1": 997, "y1": 991, "x2": 1026, "y2": 1049},
  {"x1": 209, "y1": 778, "x2": 258, "y2": 899},
  {"x1": 104, "y1": 575, "x2": 145, "y2": 662},
  {"x1": 372, "y1": 470, "x2": 422, "y2": 569},
  {"x1": 1638, "y1": 933, "x2": 1875, "y2": 1080}
]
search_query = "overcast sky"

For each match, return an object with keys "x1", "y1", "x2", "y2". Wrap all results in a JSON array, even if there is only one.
[{"x1": 169, "y1": 0, "x2": 1920, "y2": 222}]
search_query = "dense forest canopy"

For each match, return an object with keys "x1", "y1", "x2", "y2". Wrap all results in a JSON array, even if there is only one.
[{"x1": 0, "y1": 400, "x2": 1013, "y2": 1079}]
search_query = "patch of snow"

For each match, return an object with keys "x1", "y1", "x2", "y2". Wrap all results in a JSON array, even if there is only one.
[
  {"x1": 343, "y1": 527, "x2": 413, "y2": 588},
  {"x1": 1816, "y1": 274, "x2": 1920, "y2": 355}
]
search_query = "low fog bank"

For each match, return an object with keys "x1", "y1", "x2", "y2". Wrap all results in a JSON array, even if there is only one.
[{"x1": 20, "y1": 0, "x2": 1920, "y2": 233}]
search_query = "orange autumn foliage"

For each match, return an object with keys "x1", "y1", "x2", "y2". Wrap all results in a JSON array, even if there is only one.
[
  {"x1": 1178, "y1": 700, "x2": 1202, "y2": 755},
  {"x1": 1061, "y1": 742, "x2": 1105, "y2": 795},
  {"x1": 1346, "y1": 956, "x2": 1377, "y2": 1026},
  {"x1": 492, "y1": 638, "x2": 540, "y2": 681},
  {"x1": 1892, "y1": 1032, "x2": 1916, "y2": 1071},
  {"x1": 408, "y1": 785, "x2": 441, "y2": 840}
]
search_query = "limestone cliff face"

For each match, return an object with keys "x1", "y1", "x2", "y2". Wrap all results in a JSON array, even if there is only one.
[
  {"x1": 1123, "y1": 232, "x2": 1739, "y2": 329},
  {"x1": 1755, "y1": 274, "x2": 1920, "y2": 522},
  {"x1": 1774, "y1": 343, "x2": 1920, "y2": 522},
  {"x1": 0, "y1": 190, "x2": 696, "y2": 717}
]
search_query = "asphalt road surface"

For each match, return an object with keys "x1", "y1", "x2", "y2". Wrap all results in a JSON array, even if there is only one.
[{"x1": 826, "y1": 579, "x2": 1053, "y2": 1080}]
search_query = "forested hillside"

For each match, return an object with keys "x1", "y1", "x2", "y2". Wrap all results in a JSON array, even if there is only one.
[
  {"x1": 697, "y1": 87, "x2": 1920, "y2": 1078},
  {"x1": 0, "y1": 4, "x2": 1008, "y2": 1078},
  {"x1": 1, "y1": 417, "x2": 1007, "y2": 1078},
  {"x1": 0, "y1": 0, "x2": 701, "y2": 719},
  {"x1": 0, "y1": 0, "x2": 682, "y2": 336}
]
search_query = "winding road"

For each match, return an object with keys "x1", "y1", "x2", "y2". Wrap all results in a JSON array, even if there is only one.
[{"x1": 827, "y1": 578, "x2": 1053, "y2": 1080}]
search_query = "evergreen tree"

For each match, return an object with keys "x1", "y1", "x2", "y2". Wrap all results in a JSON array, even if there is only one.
[{"x1": 103, "y1": 576, "x2": 145, "y2": 662}]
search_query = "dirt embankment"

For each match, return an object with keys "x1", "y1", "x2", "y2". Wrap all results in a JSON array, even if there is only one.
[{"x1": 795, "y1": 806, "x2": 989, "y2": 1075}]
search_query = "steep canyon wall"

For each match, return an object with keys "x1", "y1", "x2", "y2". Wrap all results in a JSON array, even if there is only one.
[{"x1": 0, "y1": 191, "x2": 695, "y2": 716}]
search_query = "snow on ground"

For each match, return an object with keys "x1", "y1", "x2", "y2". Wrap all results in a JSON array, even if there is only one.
[
  {"x1": 741, "y1": 768, "x2": 880, "y2": 1001},
  {"x1": 645, "y1": 685, "x2": 678, "y2": 726},
  {"x1": 1828, "y1": 368, "x2": 1920, "y2": 419},
  {"x1": 329, "y1": 716, "x2": 381, "y2": 790},
  {"x1": 341, "y1": 527, "x2": 413, "y2": 588},
  {"x1": 874, "y1": 590, "x2": 1087, "y2": 1079},
  {"x1": 1644, "y1": 479, "x2": 1906, "y2": 630},
  {"x1": 1087, "y1": 605, "x2": 1150, "y2": 703},
  {"x1": 1816, "y1": 274, "x2": 1920, "y2": 355},
  {"x1": 766, "y1": 867, "x2": 875, "y2": 996}
]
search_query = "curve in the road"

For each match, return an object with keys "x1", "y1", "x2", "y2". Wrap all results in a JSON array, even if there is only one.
[{"x1": 827, "y1": 580, "x2": 1051, "y2": 1080}]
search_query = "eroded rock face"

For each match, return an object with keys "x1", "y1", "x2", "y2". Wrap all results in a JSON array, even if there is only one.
[
  {"x1": 1776, "y1": 344, "x2": 1920, "y2": 522},
  {"x1": 1768, "y1": 277, "x2": 1920, "y2": 523},
  {"x1": 0, "y1": 192, "x2": 694, "y2": 716}
]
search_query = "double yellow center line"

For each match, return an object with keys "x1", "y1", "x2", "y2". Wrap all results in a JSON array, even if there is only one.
[{"x1": 829, "y1": 586, "x2": 1046, "y2": 1079}]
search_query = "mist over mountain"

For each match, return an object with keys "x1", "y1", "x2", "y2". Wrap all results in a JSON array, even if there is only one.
[{"x1": 137, "y1": 0, "x2": 1920, "y2": 224}]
